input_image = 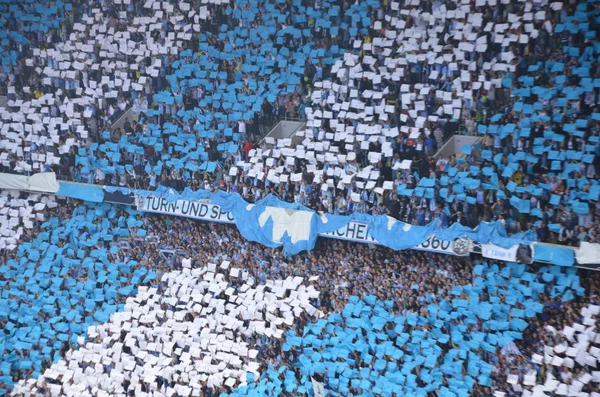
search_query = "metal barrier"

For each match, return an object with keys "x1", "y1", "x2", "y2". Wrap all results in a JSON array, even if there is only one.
[
  {"x1": 433, "y1": 135, "x2": 483, "y2": 160},
  {"x1": 108, "y1": 106, "x2": 137, "y2": 132},
  {"x1": 263, "y1": 119, "x2": 307, "y2": 149}
]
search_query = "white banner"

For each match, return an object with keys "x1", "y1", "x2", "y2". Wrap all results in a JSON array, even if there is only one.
[
  {"x1": 321, "y1": 221, "x2": 377, "y2": 243},
  {"x1": 413, "y1": 235, "x2": 472, "y2": 256},
  {"x1": 137, "y1": 196, "x2": 235, "y2": 224},
  {"x1": 481, "y1": 243, "x2": 518, "y2": 262},
  {"x1": 0, "y1": 171, "x2": 59, "y2": 192},
  {"x1": 137, "y1": 196, "x2": 471, "y2": 256},
  {"x1": 323, "y1": 221, "x2": 471, "y2": 256}
]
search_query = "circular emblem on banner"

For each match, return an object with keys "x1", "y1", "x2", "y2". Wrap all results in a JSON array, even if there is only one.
[
  {"x1": 452, "y1": 238, "x2": 471, "y2": 256},
  {"x1": 135, "y1": 195, "x2": 145, "y2": 210}
]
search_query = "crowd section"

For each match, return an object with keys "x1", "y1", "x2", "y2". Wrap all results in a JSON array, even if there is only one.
[
  {"x1": 243, "y1": 0, "x2": 600, "y2": 248},
  {"x1": 117, "y1": 216, "x2": 600, "y2": 397},
  {"x1": 13, "y1": 262, "x2": 323, "y2": 396},
  {"x1": 1, "y1": 0, "x2": 600, "y2": 247},
  {"x1": 1, "y1": 207, "x2": 597, "y2": 396},
  {"x1": 0, "y1": 0, "x2": 600, "y2": 396},
  {"x1": 0, "y1": 195, "x2": 163, "y2": 393}
]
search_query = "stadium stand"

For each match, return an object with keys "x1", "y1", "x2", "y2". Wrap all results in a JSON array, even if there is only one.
[{"x1": 1, "y1": 0, "x2": 600, "y2": 396}]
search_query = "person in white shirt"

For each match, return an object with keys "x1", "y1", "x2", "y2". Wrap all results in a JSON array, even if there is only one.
[
  {"x1": 140, "y1": 97, "x2": 148, "y2": 113},
  {"x1": 96, "y1": 169, "x2": 105, "y2": 185},
  {"x1": 238, "y1": 121, "x2": 246, "y2": 141},
  {"x1": 132, "y1": 97, "x2": 143, "y2": 113},
  {"x1": 149, "y1": 172, "x2": 157, "y2": 188}
]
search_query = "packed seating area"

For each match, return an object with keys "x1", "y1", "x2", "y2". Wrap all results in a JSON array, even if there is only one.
[
  {"x1": 0, "y1": 207, "x2": 598, "y2": 396},
  {"x1": 1, "y1": 0, "x2": 600, "y2": 396},
  {"x1": 2, "y1": 0, "x2": 599, "y2": 246}
]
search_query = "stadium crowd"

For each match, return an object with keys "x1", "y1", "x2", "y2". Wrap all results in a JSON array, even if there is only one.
[
  {"x1": 2, "y1": 205, "x2": 598, "y2": 396},
  {"x1": 0, "y1": 0, "x2": 600, "y2": 395},
  {"x1": 130, "y1": 216, "x2": 600, "y2": 397},
  {"x1": 2, "y1": 0, "x2": 598, "y2": 247}
]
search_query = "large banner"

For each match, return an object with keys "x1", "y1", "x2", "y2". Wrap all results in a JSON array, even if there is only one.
[
  {"x1": 137, "y1": 195, "x2": 471, "y2": 256},
  {"x1": 137, "y1": 196, "x2": 235, "y2": 224},
  {"x1": 324, "y1": 222, "x2": 471, "y2": 256},
  {"x1": 322, "y1": 221, "x2": 377, "y2": 243}
]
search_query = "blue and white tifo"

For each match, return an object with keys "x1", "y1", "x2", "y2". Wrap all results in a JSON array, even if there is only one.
[
  {"x1": 13, "y1": 261, "x2": 324, "y2": 395},
  {"x1": 72, "y1": 182, "x2": 594, "y2": 266},
  {"x1": 3, "y1": 0, "x2": 600, "y2": 392},
  {"x1": 7, "y1": 252, "x2": 589, "y2": 397},
  {"x1": 1, "y1": 181, "x2": 597, "y2": 395}
]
